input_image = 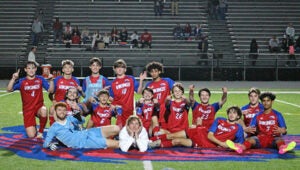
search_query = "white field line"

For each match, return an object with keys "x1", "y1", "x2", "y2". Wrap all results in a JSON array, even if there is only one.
[
  {"x1": 276, "y1": 99, "x2": 300, "y2": 108},
  {"x1": 143, "y1": 160, "x2": 153, "y2": 170}
]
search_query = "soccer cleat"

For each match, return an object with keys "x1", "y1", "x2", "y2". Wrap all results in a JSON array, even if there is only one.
[
  {"x1": 226, "y1": 140, "x2": 243, "y2": 154},
  {"x1": 279, "y1": 141, "x2": 296, "y2": 154},
  {"x1": 148, "y1": 139, "x2": 161, "y2": 149},
  {"x1": 36, "y1": 132, "x2": 43, "y2": 139}
]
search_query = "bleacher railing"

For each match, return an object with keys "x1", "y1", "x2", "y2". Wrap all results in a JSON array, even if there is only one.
[{"x1": 2, "y1": 52, "x2": 299, "y2": 81}]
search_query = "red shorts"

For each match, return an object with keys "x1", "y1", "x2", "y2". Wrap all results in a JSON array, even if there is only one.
[
  {"x1": 23, "y1": 104, "x2": 44, "y2": 128},
  {"x1": 187, "y1": 126, "x2": 216, "y2": 148},
  {"x1": 256, "y1": 135, "x2": 275, "y2": 148}
]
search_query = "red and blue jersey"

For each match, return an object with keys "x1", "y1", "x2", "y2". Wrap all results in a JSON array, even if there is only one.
[
  {"x1": 109, "y1": 75, "x2": 139, "y2": 125},
  {"x1": 145, "y1": 78, "x2": 174, "y2": 124},
  {"x1": 136, "y1": 101, "x2": 160, "y2": 132},
  {"x1": 90, "y1": 103, "x2": 113, "y2": 127},
  {"x1": 165, "y1": 100, "x2": 189, "y2": 133},
  {"x1": 250, "y1": 109, "x2": 287, "y2": 137},
  {"x1": 209, "y1": 117, "x2": 244, "y2": 144},
  {"x1": 53, "y1": 76, "x2": 80, "y2": 102},
  {"x1": 191, "y1": 102, "x2": 220, "y2": 128},
  {"x1": 241, "y1": 103, "x2": 264, "y2": 127},
  {"x1": 13, "y1": 76, "x2": 49, "y2": 112}
]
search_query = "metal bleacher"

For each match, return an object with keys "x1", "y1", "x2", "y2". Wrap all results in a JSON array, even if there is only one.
[
  {"x1": 226, "y1": 0, "x2": 300, "y2": 67},
  {"x1": 0, "y1": 0, "x2": 37, "y2": 67},
  {"x1": 46, "y1": 0, "x2": 210, "y2": 67}
]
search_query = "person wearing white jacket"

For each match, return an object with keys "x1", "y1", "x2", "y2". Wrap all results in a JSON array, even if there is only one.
[{"x1": 119, "y1": 115, "x2": 149, "y2": 152}]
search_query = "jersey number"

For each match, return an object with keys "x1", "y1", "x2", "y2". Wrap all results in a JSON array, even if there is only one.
[{"x1": 31, "y1": 91, "x2": 35, "y2": 97}]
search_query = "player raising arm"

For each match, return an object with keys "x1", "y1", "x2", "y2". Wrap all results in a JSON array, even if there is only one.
[{"x1": 7, "y1": 61, "x2": 54, "y2": 138}]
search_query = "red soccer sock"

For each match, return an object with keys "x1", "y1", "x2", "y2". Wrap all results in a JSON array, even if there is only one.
[
  {"x1": 38, "y1": 116, "x2": 48, "y2": 133},
  {"x1": 276, "y1": 141, "x2": 286, "y2": 149},
  {"x1": 244, "y1": 141, "x2": 252, "y2": 150},
  {"x1": 161, "y1": 140, "x2": 173, "y2": 148},
  {"x1": 49, "y1": 115, "x2": 55, "y2": 126}
]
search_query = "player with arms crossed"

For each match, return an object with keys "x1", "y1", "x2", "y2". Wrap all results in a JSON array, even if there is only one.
[
  {"x1": 7, "y1": 61, "x2": 54, "y2": 138},
  {"x1": 227, "y1": 92, "x2": 296, "y2": 154}
]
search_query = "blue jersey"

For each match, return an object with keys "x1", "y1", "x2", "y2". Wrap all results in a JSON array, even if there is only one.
[
  {"x1": 43, "y1": 116, "x2": 107, "y2": 149},
  {"x1": 82, "y1": 75, "x2": 110, "y2": 103}
]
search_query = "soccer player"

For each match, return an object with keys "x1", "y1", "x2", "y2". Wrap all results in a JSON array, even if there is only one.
[
  {"x1": 227, "y1": 92, "x2": 297, "y2": 154},
  {"x1": 150, "y1": 106, "x2": 244, "y2": 149},
  {"x1": 49, "y1": 59, "x2": 82, "y2": 125},
  {"x1": 85, "y1": 89, "x2": 117, "y2": 129},
  {"x1": 7, "y1": 61, "x2": 54, "y2": 138},
  {"x1": 109, "y1": 59, "x2": 146, "y2": 128},
  {"x1": 63, "y1": 87, "x2": 88, "y2": 116},
  {"x1": 43, "y1": 102, "x2": 120, "y2": 150},
  {"x1": 189, "y1": 85, "x2": 227, "y2": 128},
  {"x1": 142, "y1": 61, "x2": 175, "y2": 130},
  {"x1": 119, "y1": 115, "x2": 149, "y2": 152},
  {"x1": 238, "y1": 87, "x2": 264, "y2": 136},
  {"x1": 82, "y1": 57, "x2": 110, "y2": 104},
  {"x1": 136, "y1": 87, "x2": 160, "y2": 136},
  {"x1": 149, "y1": 83, "x2": 190, "y2": 148}
]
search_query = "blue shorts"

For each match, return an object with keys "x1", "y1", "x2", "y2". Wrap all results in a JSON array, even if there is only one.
[{"x1": 84, "y1": 127, "x2": 107, "y2": 149}]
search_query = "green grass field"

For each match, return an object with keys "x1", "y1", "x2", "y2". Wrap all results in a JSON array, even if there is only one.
[{"x1": 0, "y1": 89, "x2": 299, "y2": 170}]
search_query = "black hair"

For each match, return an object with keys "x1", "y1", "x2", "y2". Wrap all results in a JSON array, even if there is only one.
[
  {"x1": 198, "y1": 88, "x2": 211, "y2": 97},
  {"x1": 259, "y1": 92, "x2": 276, "y2": 101}
]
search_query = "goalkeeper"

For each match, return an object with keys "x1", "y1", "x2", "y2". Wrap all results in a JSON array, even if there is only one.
[{"x1": 43, "y1": 102, "x2": 120, "y2": 150}]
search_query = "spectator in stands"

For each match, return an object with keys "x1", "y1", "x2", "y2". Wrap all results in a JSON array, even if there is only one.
[
  {"x1": 286, "y1": 39, "x2": 299, "y2": 67},
  {"x1": 71, "y1": 32, "x2": 81, "y2": 45},
  {"x1": 119, "y1": 27, "x2": 128, "y2": 43},
  {"x1": 173, "y1": 23, "x2": 183, "y2": 40},
  {"x1": 63, "y1": 32, "x2": 72, "y2": 48},
  {"x1": 281, "y1": 38, "x2": 288, "y2": 53},
  {"x1": 208, "y1": 0, "x2": 219, "y2": 20},
  {"x1": 285, "y1": 22, "x2": 295, "y2": 42},
  {"x1": 141, "y1": 29, "x2": 152, "y2": 49},
  {"x1": 198, "y1": 34, "x2": 209, "y2": 65},
  {"x1": 184, "y1": 23, "x2": 192, "y2": 40},
  {"x1": 72, "y1": 25, "x2": 81, "y2": 37},
  {"x1": 103, "y1": 32, "x2": 110, "y2": 48},
  {"x1": 37, "y1": 9, "x2": 45, "y2": 28},
  {"x1": 53, "y1": 17, "x2": 63, "y2": 44},
  {"x1": 130, "y1": 31, "x2": 139, "y2": 48},
  {"x1": 249, "y1": 39, "x2": 259, "y2": 66},
  {"x1": 31, "y1": 17, "x2": 44, "y2": 46},
  {"x1": 28, "y1": 46, "x2": 37, "y2": 63},
  {"x1": 218, "y1": 0, "x2": 228, "y2": 20},
  {"x1": 295, "y1": 36, "x2": 300, "y2": 53},
  {"x1": 269, "y1": 35, "x2": 280, "y2": 53},
  {"x1": 81, "y1": 26, "x2": 90, "y2": 44},
  {"x1": 194, "y1": 24, "x2": 202, "y2": 40},
  {"x1": 92, "y1": 30, "x2": 102, "y2": 49},
  {"x1": 171, "y1": 0, "x2": 179, "y2": 16},
  {"x1": 64, "y1": 22, "x2": 72, "y2": 38},
  {"x1": 111, "y1": 26, "x2": 119, "y2": 44},
  {"x1": 154, "y1": 0, "x2": 164, "y2": 17}
]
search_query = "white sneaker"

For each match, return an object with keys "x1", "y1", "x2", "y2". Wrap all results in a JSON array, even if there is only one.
[
  {"x1": 148, "y1": 139, "x2": 161, "y2": 149},
  {"x1": 36, "y1": 132, "x2": 43, "y2": 139}
]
